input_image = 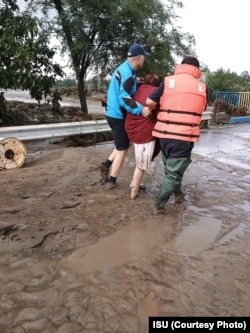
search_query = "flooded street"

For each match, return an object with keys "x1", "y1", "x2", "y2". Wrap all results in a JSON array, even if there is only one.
[
  {"x1": 3, "y1": 89, "x2": 105, "y2": 115},
  {"x1": 0, "y1": 92, "x2": 250, "y2": 332}
]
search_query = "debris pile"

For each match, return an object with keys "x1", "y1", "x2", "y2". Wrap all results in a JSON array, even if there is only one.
[{"x1": 212, "y1": 100, "x2": 248, "y2": 124}]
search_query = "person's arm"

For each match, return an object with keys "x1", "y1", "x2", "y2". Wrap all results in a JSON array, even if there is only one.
[
  {"x1": 118, "y1": 75, "x2": 144, "y2": 116},
  {"x1": 115, "y1": 63, "x2": 146, "y2": 116},
  {"x1": 146, "y1": 82, "x2": 164, "y2": 109}
]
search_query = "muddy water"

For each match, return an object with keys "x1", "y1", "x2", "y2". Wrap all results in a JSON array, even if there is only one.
[
  {"x1": 4, "y1": 88, "x2": 106, "y2": 114},
  {"x1": 0, "y1": 123, "x2": 250, "y2": 332},
  {"x1": 63, "y1": 123, "x2": 250, "y2": 272},
  {"x1": 62, "y1": 220, "x2": 171, "y2": 274}
]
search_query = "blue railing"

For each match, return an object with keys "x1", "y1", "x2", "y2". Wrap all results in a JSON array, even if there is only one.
[
  {"x1": 214, "y1": 91, "x2": 239, "y2": 106},
  {"x1": 215, "y1": 91, "x2": 250, "y2": 109}
]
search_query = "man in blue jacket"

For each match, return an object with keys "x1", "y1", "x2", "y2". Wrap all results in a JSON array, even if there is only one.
[{"x1": 99, "y1": 44, "x2": 151, "y2": 189}]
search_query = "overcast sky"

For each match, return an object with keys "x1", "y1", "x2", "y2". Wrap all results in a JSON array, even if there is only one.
[
  {"x1": 172, "y1": 0, "x2": 249, "y2": 74},
  {"x1": 17, "y1": 0, "x2": 249, "y2": 75}
]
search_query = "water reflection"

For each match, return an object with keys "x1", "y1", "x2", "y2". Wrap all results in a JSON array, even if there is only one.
[
  {"x1": 194, "y1": 125, "x2": 250, "y2": 170},
  {"x1": 61, "y1": 220, "x2": 171, "y2": 275},
  {"x1": 61, "y1": 123, "x2": 250, "y2": 275},
  {"x1": 61, "y1": 211, "x2": 226, "y2": 274},
  {"x1": 164, "y1": 214, "x2": 221, "y2": 254}
]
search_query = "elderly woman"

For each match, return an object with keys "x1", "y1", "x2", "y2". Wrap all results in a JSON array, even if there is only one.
[{"x1": 125, "y1": 73, "x2": 163, "y2": 199}]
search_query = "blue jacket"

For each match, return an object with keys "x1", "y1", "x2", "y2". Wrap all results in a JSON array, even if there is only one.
[{"x1": 106, "y1": 60, "x2": 143, "y2": 119}]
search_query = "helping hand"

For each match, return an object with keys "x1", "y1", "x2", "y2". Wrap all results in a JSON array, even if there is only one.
[{"x1": 141, "y1": 106, "x2": 152, "y2": 118}]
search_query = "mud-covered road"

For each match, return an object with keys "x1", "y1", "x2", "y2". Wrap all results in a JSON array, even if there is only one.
[{"x1": 0, "y1": 93, "x2": 250, "y2": 332}]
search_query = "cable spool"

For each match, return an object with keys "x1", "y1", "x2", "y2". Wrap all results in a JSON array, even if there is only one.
[{"x1": 0, "y1": 137, "x2": 27, "y2": 170}]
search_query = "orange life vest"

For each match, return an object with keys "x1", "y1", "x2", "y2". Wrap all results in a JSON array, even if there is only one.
[{"x1": 152, "y1": 64, "x2": 207, "y2": 142}]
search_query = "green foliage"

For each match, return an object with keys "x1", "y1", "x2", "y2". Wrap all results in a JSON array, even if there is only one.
[
  {"x1": 0, "y1": 0, "x2": 64, "y2": 103},
  {"x1": 0, "y1": 104, "x2": 28, "y2": 126},
  {"x1": 25, "y1": 0, "x2": 194, "y2": 112},
  {"x1": 51, "y1": 90, "x2": 62, "y2": 116},
  {"x1": 52, "y1": 86, "x2": 78, "y2": 96},
  {"x1": 206, "y1": 68, "x2": 250, "y2": 101},
  {"x1": 0, "y1": 92, "x2": 7, "y2": 123},
  {"x1": 57, "y1": 78, "x2": 77, "y2": 87},
  {"x1": 239, "y1": 71, "x2": 250, "y2": 92}
]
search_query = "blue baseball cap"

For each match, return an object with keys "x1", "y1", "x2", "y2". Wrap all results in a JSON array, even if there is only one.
[{"x1": 127, "y1": 44, "x2": 150, "y2": 57}]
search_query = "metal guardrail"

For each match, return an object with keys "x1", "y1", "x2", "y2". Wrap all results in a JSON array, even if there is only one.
[
  {"x1": 201, "y1": 110, "x2": 212, "y2": 121},
  {"x1": 0, "y1": 111, "x2": 212, "y2": 142},
  {"x1": 0, "y1": 120, "x2": 110, "y2": 142}
]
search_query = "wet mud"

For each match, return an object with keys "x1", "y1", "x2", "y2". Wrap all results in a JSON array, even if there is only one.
[{"x1": 0, "y1": 124, "x2": 250, "y2": 332}]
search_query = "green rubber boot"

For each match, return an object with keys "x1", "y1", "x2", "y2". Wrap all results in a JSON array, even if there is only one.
[
  {"x1": 154, "y1": 158, "x2": 191, "y2": 214},
  {"x1": 174, "y1": 185, "x2": 184, "y2": 203},
  {"x1": 162, "y1": 153, "x2": 185, "y2": 202},
  {"x1": 153, "y1": 188, "x2": 171, "y2": 215}
]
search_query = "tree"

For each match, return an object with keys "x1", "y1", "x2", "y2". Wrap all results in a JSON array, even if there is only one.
[
  {"x1": 25, "y1": 0, "x2": 195, "y2": 113},
  {"x1": 239, "y1": 71, "x2": 250, "y2": 92},
  {"x1": 206, "y1": 68, "x2": 243, "y2": 101},
  {"x1": 0, "y1": 0, "x2": 64, "y2": 103}
]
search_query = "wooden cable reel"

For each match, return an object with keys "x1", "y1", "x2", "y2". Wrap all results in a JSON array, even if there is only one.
[{"x1": 0, "y1": 137, "x2": 26, "y2": 170}]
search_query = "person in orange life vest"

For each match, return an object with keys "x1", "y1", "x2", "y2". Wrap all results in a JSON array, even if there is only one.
[
  {"x1": 146, "y1": 56, "x2": 207, "y2": 215},
  {"x1": 125, "y1": 73, "x2": 163, "y2": 199},
  {"x1": 99, "y1": 44, "x2": 151, "y2": 190}
]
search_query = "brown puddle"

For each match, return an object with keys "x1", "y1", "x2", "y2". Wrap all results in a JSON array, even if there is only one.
[
  {"x1": 61, "y1": 220, "x2": 170, "y2": 275},
  {"x1": 164, "y1": 213, "x2": 221, "y2": 254},
  {"x1": 60, "y1": 210, "x2": 241, "y2": 274}
]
